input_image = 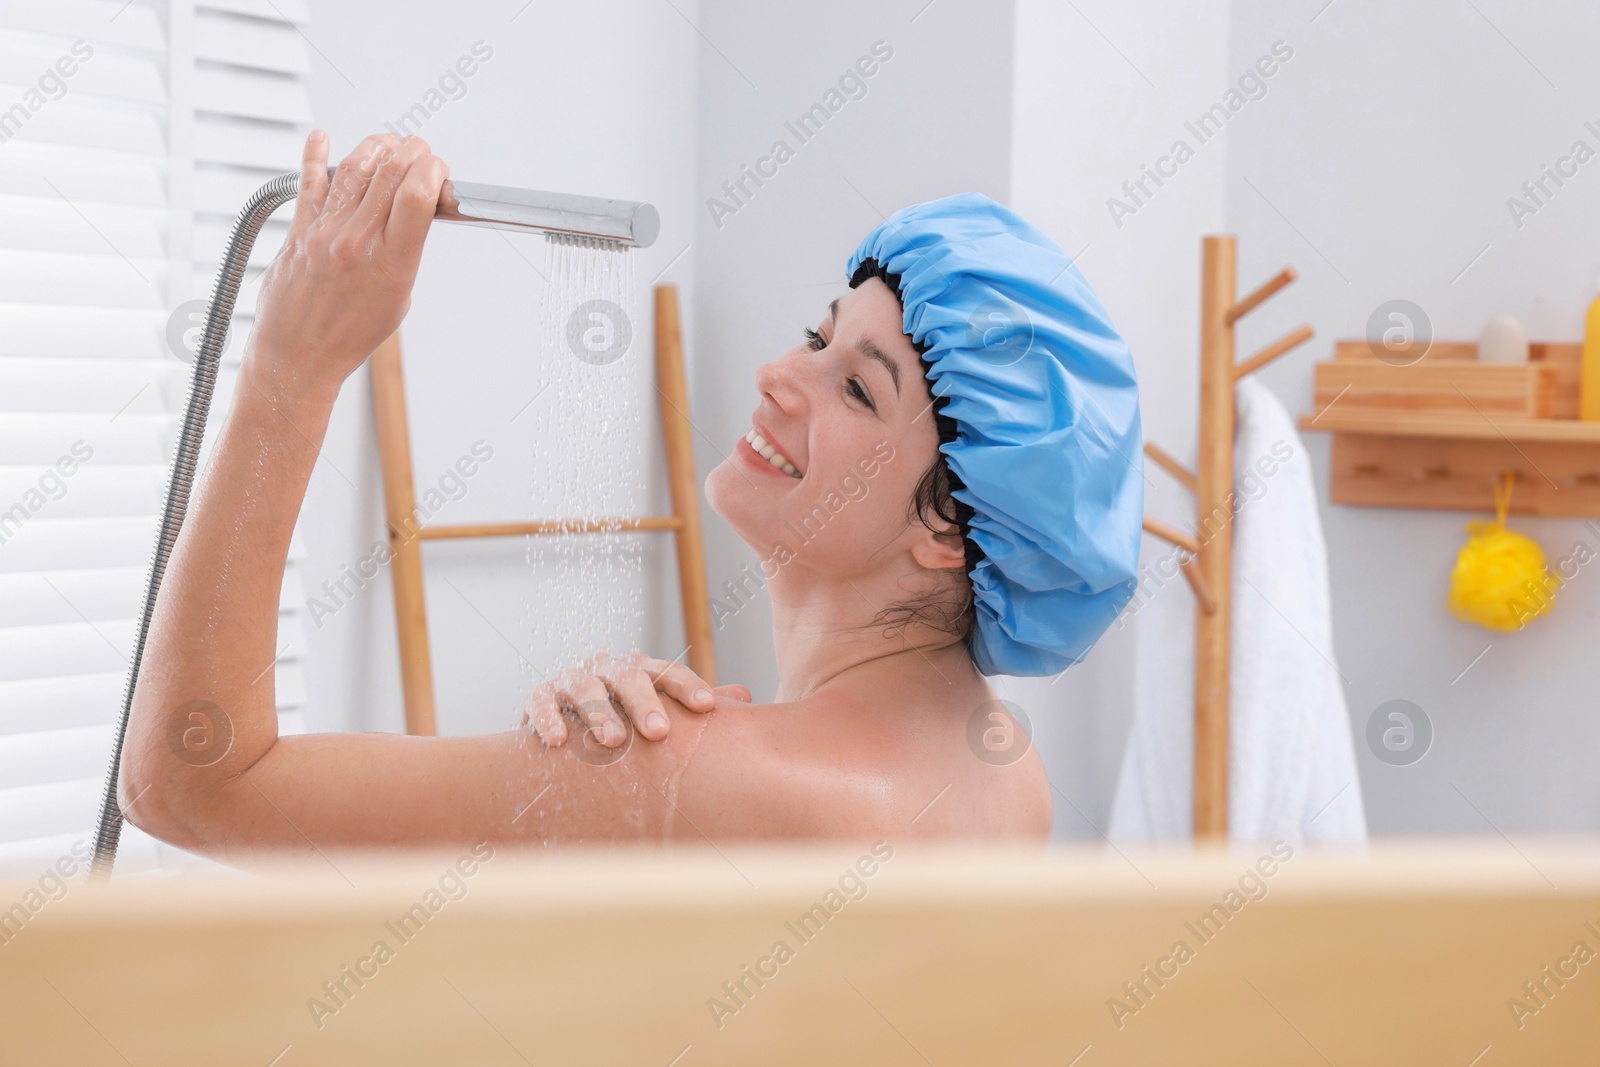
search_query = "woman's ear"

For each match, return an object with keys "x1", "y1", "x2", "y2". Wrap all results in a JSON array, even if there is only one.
[{"x1": 911, "y1": 527, "x2": 967, "y2": 571}]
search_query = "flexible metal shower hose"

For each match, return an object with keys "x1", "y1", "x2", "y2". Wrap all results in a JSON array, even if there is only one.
[{"x1": 88, "y1": 170, "x2": 304, "y2": 879}]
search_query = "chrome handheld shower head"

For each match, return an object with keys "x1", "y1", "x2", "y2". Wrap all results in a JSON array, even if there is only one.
[
  {"x1": 312, "y1": 165, "x2": 662, "y2": 246},
  {"x1": 437, "y1": 179, "x2": 659, "y2": 247}
]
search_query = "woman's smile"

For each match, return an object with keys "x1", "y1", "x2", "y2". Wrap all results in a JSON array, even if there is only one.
[{"x1": 739, "y1": 423, "x2": 804, "y2": 478}]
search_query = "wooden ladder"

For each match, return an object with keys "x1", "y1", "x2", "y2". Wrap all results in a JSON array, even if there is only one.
[{"x1": 368, "y1": 284, "x2": 716, "y2": 735}]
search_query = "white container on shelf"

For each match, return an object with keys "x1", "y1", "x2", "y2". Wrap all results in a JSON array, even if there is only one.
[{"x1": 1479, "y1": 314, "x2": 1529, "y2": 363}]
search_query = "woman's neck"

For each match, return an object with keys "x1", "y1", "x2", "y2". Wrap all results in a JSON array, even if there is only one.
[{"x1": 766, "y1": 568, "x2": 979, "y2": 702}]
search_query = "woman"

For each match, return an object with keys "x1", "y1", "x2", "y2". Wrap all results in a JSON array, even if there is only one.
[{"x1": 120, "y1": 131, "x2": 1142, "y2": 863}]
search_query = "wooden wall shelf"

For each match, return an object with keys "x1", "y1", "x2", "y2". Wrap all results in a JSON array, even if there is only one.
[
  {"x1": 1299, "y1": 341, "x2": 1600, "y2": 516},
  {"x1": 1299, "y1": 411, "x2": 1600, "y2": 443}
]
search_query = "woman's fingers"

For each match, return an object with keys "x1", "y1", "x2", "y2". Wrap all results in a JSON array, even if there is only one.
[
  {"x1": 352, "y1": 135, "x2": 427, "y2": 239},
  {"x1": 638, "y1": 657, "x2": 717, "y2": 713},
  {"x1": 322, "y1": 133, "x2": 399, "y2": 226},
  {"x1": 579, "y1": 651, "x2": 613, "y2": 673},
  {"x1": 561, "y1": 671, "x2": 627, "y2": 748},
  {"x1": 384, "y1": 151, "x2": 447, "y2": 268},
  {"x1": 290, "y1": 129, "x2": 330, "y2": 235},
  {"x1": 524, "y1": 654, "x2": 738, "y2": 753},
  {"x1": 524, "y1": 689, "x2": 567, "y2": 746},
  {"x1": 245, "y1": 130, "x2": 442, "y2": 400},
  {"x1": 608, "y1": 665, "x2": 670, "y2": 740},
  {"x1": 576, "y1": 652, "x2": 666, "y2": 742}
]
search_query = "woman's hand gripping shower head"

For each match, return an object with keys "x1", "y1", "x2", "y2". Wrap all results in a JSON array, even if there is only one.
[{"x1": 247, "y1": 131, "x2": 451, "y2": 403}]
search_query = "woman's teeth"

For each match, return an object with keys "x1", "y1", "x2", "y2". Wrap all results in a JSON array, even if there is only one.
[{"x1": 745, "y1": 428, "x2": 801, "y2": 477}]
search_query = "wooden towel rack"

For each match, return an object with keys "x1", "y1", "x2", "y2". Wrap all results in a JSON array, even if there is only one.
[
  {"x1": 1139, "y1": 235, "x2": 1314, "y2": 840},
  {"x1": 370, "y1": 284, "x2": 716, "y2": 735}
]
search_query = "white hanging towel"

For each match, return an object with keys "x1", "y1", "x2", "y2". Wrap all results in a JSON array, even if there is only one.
[{"x1": 1108, "y1": 376, "x2": 1366, "y2": 844}]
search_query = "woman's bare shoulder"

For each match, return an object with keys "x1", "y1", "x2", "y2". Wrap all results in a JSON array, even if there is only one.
[
  {"x1": 662, "y1": 690, "x2": 898, "y2": 841},
  {"x1": 668, "y1": 689, "x2": 1051, "y2": 843}
]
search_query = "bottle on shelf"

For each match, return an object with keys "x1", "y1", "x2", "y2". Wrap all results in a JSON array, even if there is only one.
[{"x1": 1582, "y1": 269, "x2": 1600, "y2": 421}]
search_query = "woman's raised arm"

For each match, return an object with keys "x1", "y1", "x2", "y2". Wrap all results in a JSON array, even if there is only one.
[{"x1": 116, "y1": 132, "x2": 708, "y2": 863}]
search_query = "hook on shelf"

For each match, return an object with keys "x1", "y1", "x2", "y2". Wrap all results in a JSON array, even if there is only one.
[
  {"x1": 1180, "y1": 555, "x2": 1218, "y2": 615},
  {"x1": 1138, "y1": 515, "x2": 1218, "y2": 615},
  {"x1": 1225, "y1": 266, "x2": 1297, "y2": 325},
  {"x1": 1144, "y1": 441, "x2": 1196, "y2": 494},
  {"x1": 1235, "y1": 324, "x2": 1315, "y2": 381},
  {"x1": 1142, "y1": 515, "x2": 1201, "y2": 556}
]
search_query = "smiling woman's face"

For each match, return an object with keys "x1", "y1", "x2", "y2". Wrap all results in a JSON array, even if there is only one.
[{"x1": 706, "y1": 276, "x2": 964, "y2": 583}]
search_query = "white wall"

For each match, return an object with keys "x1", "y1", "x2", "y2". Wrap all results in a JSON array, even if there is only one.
[
  {"x1": 688, "y1": 0, "x2": 1017, "y2": 700},
  {"x1": 1228, "y1": 0, "x2": 1600, "y2": 832},
  {"x1": 1009, "y1": 0, "x2": 1232, "y2": 837},
  {"x1": 300, "y1": 0, "x2": 699, "y2": 737}
]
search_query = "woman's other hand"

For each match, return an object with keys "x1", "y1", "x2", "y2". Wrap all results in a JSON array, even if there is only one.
[
  {"x1": 522, "y1": 652, "x2": 751, "y2": 748},
  {"x1": 247, "y1": 130, "x2": 449, "y2": 401}
]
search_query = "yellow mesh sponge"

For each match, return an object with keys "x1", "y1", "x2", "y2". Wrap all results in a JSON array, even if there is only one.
[{"x1": 1447, "y1": 470, "x2": 1559, "y2": 632}]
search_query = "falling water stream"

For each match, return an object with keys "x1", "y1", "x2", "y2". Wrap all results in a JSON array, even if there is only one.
[
  {"x1": 518, "y1": 233, "x2": 646, "y2": 673},
  {"x1": 512, "y1": 234, "x2": 651, "y2": 832}
]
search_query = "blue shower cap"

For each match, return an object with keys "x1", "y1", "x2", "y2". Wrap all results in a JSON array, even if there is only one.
[{"x1": 846, "y1": 192, "x2": 1143, "y2": 676}]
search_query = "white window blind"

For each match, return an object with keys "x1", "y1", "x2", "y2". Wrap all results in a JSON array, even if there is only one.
[{"x1": 0, "y1": 0, "x2": 315, "y2": 877}]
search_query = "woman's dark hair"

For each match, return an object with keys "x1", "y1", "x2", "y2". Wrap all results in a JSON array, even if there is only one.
[{"x1": 847, "y1": 257, "x2": 980, "y2": 647}]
